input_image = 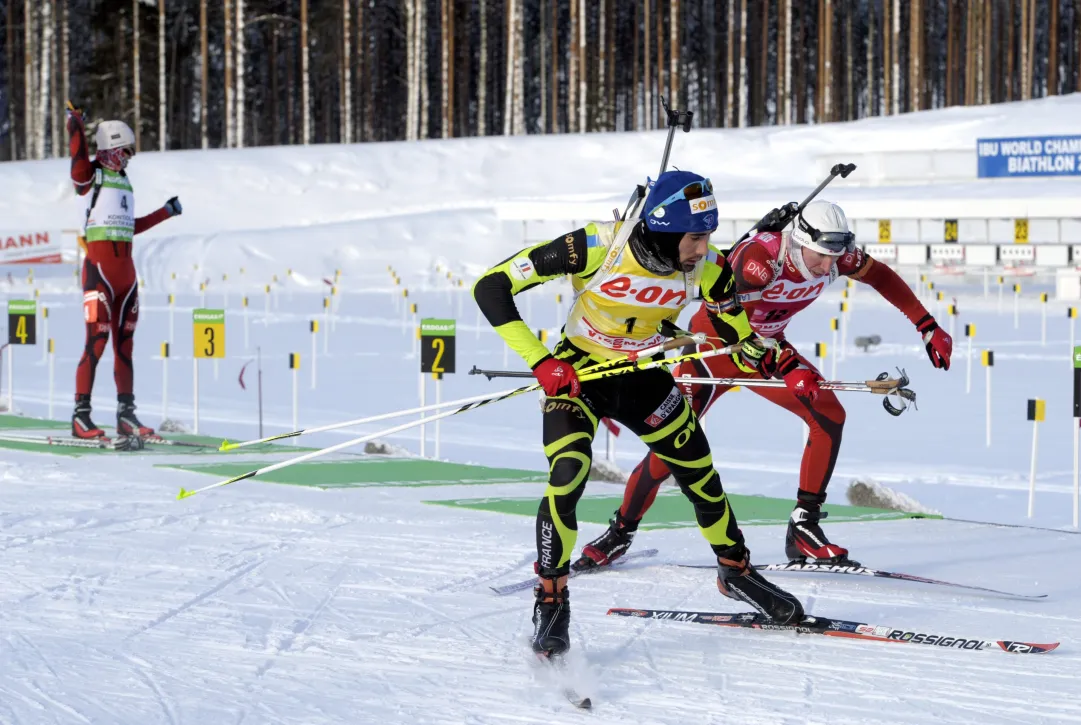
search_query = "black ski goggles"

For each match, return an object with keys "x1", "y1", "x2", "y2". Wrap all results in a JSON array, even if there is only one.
[{"x1": 796, "y1": 212, "x2": 854, "y2": 253}]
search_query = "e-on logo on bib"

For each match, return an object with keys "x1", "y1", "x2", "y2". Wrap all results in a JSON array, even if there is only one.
[
  {"x1": 599, "y1": 275, "x2": 686, "y2": 307},
  {"x1": 761, "y1": 279, "x2": 827, "y2": 302}
]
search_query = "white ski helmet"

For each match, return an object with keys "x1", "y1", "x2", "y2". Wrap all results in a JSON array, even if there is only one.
[
  {"x1": 94, "y1": 120, "x2": 136, "y2": 152},
  {"x1": 787, "y1": 200, "x2": 854, "y2": 280}
]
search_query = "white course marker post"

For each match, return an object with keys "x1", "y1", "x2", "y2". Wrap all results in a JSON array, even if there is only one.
[
  {"x1": 1040, "y1": 293, "x2": 1048, "y2": 346},
  {"x1": 1073, "y1": 346, "x2": 1081, "y2": 528},
  {"x1": 161, "y1": 342, "x2": 170, "y2": 422},
  {"x1": 242, "y1": 296, "x2": 250, "y2": 350},
  {"x1": 411, "y1": 304, "x2": 419, "y2": 357},
  {"x1": 40, "y1": 307, "x2": 48, "y2": 363},
  {"x1": 402, "y1": 288, "x2": 410, "y2": 334},
  {"x1": 982, "y1": 350, "x2": 994, "y2": 447},
  {"x1": 418, "y1": 370, "x2": 426, "y2": 457},
  {"x1": 434, "y1": 372, "x2": 443, "y2": 459},
  {"x1": 1070, "y1": 308, "x2": 1078, "y2": 364},
  {"x1": 192, "y1": 308, "x2": 225, "y2": 435},
  {"x1": 838, "y1": 302, "x2": 848, "y2": 361},
  {"x1": 1026, "y1": 398, "x2": 1046, "y2": 518},
  {"x1": 47, "y1": 338, "x2": 55, "y2": 419},
  {"x1": 1013, "y1": 283, "x2": 1021, "y2": 330},
  {"x1": 168, "y1": 294, "x2": 175, "y2": 345},
  {"x1": 311, "y1": 321, "x2": 317, "y2": 391},
  {"x1": 964, "y1": 324, "x2": 976, "y2": 394},
  {"x1": 946, "y1": 301, "x2": 956, "y2": 342},
  {"x1": 331, "y1": 285, "x2": 339, "y2": 333},
  {"x1": 289, "y1": 353, "x2": 300, "y2": 434},
  {"x1": 927, "y1": 282, "x2": 935, "y2": 315},
  {"x1": 264, "y1": 284, "x2": 272, "y2": 318},
  {"x1": 272, "y1": 275, "x2": 280, "y2": 310},
  {"x1": 997, "y1": 275, "x2": 1005, "y2": 314},
  {"x1": 323, "y1": 297, "x2": 331, "y2": 354},
  {"x1": 830, "y1": 317, "x2": 839, "y2": 380},
  {"x1": 200, "y1": 282, "x2": 207, "y2": 308},
  {"x1": 222, "y1": 274, "x2": 229, "y2": 309}
]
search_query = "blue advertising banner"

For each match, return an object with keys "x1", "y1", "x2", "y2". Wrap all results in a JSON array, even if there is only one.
[{"x1": 977, "y1": 135, "x2": 1081, "y2": 177}]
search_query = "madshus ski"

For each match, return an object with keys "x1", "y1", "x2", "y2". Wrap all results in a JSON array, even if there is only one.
[
  {"x1": 607, "y1": 608, "x2": 1059, "y2": 654},
  {"x1": 490, "y1": 548, "x2": 660, "y2": 596},
  {"x1": 676, "y1": 561, "x2": 1047, "y2": 600}
]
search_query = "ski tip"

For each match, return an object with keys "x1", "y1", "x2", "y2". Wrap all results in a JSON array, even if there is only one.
[
  {"x1": 219, "y1": 440, "x2": 235, "y2": 452},
  {"x1": 176, "y1": 488, "x2": 193, "y2": 501},
  {"x1": 573, "y1": 697, "x2": 592, "y2": 710},
  {"x1": 998, "y1": 640, "x2": 1060, "y2": 654}
]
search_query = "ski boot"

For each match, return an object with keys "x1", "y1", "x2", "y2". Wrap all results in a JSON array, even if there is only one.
[
  {"x1": 116, "y1": 394, "x2": 154, "y2": 438},
  {"x1": 572, "y1": 510, "x2": 637, "y2": 572},
  {"x1": 785, "y1": 494, "x2": 860, "y2": 566},
  {"x1": 531, "y1": 572, "x2": 571, "y2": 658},
  {"x1": 72, "y1": 394, "x2": 105, "y2": 439},
  {"x1": 716, "y1": 542, "x2": 804, "y2": 624}
]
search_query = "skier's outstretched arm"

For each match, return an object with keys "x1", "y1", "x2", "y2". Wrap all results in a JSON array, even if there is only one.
[
  {"x1": 472, "y1": 226, "x2": 606, "y2": 368},
  {"x1": 67, "y1": 108, "x2": 93, "y2": 195}
]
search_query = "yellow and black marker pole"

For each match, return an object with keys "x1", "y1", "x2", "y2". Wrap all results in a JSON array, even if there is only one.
[
  {"x1": 982, "y1": 350, "x2": 994, "y2": 447},
  {"x1": 310, "y1": 320, "x2": 319, "y2": 390},
  {"x1": 1073, "y1": 345, "x2": 1081, "y2": 528},
  {"x1": 1040, "y1": 292, "x2": 1049, "y2": 346},
  {"x1": 839, "y1": 301, "x2": 849, "y2": 362},
  {"x1": 830, "y1": 317, "x2": 839, "y2": 379},
  {"x1": 946, "y1": 301, "x2": 957, "y2": 341},
  {"x1": 1070, "y1": 308, "x2": 1079, "y2": 360},
  {"x1": 289, "y1": 352, "x2": 301, "y2": 434},
  {"x1": 1013, "y1": 283, "x2": 1022, "y2": 330},
  {"x1": 997, "y1": 275, "x2": 1005, "y2": 313},
  {"x1": 323, "y1": 297, "x2": 332, "y2": 354},
  {"x1": 242, "y1": 295, "x2": 250, "y2": 351},
  {"x1": 47, "y1": 338, "x2": 55, "y2": 420},
  {"x1": 161, "y1": 342, "x2": 170, "y2": 422},
  {"x1": 1026, "y1": 398, "x2": 1046, "y2": 518},
  {"x1": 264, "y1": 283, "x2": 272, "y2": 318},
  {"x1": 40, "y1": 307, "x2": 49, "y2": 363},
  {"x1": 964, "y1": 323, "x2": 976, "y2": 394}
]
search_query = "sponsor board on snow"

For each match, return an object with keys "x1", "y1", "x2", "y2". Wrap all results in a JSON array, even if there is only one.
[{"x1": 0, "y1": 229, "x2": 66, "y2": 264}]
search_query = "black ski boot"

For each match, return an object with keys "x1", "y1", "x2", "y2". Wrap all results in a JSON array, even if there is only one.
[
  {"x1": 572, "y1": 510, "x2": 638, "y2": 572},
  {"x1": 531, "y1": 573, "x2": 571, "y2": 658},
  {"x1": 716, "y1": 542, "x2": 804, "y2": 624},
  {"x1": 72, "y1": 394, "x2": 105, "y2": 439},
  {"x1": 785, "y1": 494, "x2": 859, "y2": 565},
  {"x1": 116, "y1": 394, "x2": 154, "y2": 438}
]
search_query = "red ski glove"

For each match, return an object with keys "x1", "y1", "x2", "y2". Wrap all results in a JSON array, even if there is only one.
[
  {"x1": 532, "y1": 356, "x2": 581, "y2": 398},
  {"x1": 916, "y1": 315, "x2": 952, "y2": 370},
  {"x1": 783, "y1": 367, "x2": 821, "y2": 402}
]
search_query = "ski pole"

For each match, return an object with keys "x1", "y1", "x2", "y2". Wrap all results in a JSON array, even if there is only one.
[
  {"x1": 733, "y1": 162, "x2": 857, "y2": 246},
  {"x1": 181, "y1": 346, "x2": 740, "y2": 499},
  {"x1": 220, "y1": 336, "x2": 719, "y2": 451}
]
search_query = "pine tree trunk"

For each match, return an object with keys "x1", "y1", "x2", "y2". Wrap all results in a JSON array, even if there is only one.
[
  {"x1": 301, "y1": 0, "x2": 310, "y2": 143},
  {"x1": 777, "y1": 0, "x2": 787, "y2": 124},
  {"x1": 866, "y1": 0, "x2": 875, "y2": 116},
  {"x1": 1026, "y1": 0, "x2": 1036, "y2": 100},
  {"x1": 271, "y1": 26, "x2": 279, "y2": 144},
  {"x1": 38, "y1": 0, "x2": 51, "y2": 158},
  {"x1": 50, "y1": 0, "x2": 60, "y2": 156},
  {"x1": 540, "y1": 0, "x2": 547, "y2": 132},
  {"x1": 200, "y1": 0, "x2": 208, "y2": 148},
  {"x1": 419, "y1": 0, "x2": 429, "y2": 139},
  {"x1": 158, "y1": 0, "x2": 166, "y2": 150},
  {"x1": 759, "y1": 0, "x2": 767, "y2": 125},
  {"x1": 597, "y1": 0, "x2": 605, "y2": 129},
  {"x1": 6, "y1": 0, "x2": 17, "y2": 158},
  {"x1": 342, "y1": 0, "x2": 352, "y2": 142},
  {"x1": 738, "y1": 0, "x2": 747, "y2": 127},
  {"x1": 224, "y1": 0, "x2": 233, "y2": 146},
  {"x1": 655, "y1": 0, "x2": 663, "y2": 127},
  {"x1": 441, "y1": 0, "x2": 449, "y2": 137},
  {"x1": 824, "y1": 0, "x2": 832, "y2": 121},
  {"x1": 130, "y1": 0, "x2": 139, "y2": 151},
  {"x1": 724, "y1": 0, "x2": 733, "y2": 127},
  {"x1": 356, "y1": 0, "x2": 365, "y2": 140},
  {"x1": 1049, "y1": 0, "x2": 1058, "y2": 94},
  {"x1": 235, "y1": 0, "x2": 245, "y2": 147},
  {"x1": 845, "y1": 1, "x2": 853, "y2": 120},
  {"x1": 890, "y1": 0, "x2": 899, "y2": 114},
  {"x1": 645, "y1": 0, "x2": 652, "y2": 129},
  {"x1": 406, "y1": 0, "x2": 416, "y2": 140},
  {"x1": 882, "y1": 0, "x2": 890, "y2": 113},
  {"x1": 633, "y1": 2, "x2": 640, "y2": 130},
  {"x1": 503, "y1": 0, "x2": 515, "y2": 135},
  {"x1": 478, "y1": 0, "x2": 487, "y2": 135},
  {"x1": 550, "y1": 0, "x2": 558, "y2": 132},
  {"x1": 669, "y1": 0, "x2": 679, "y2": 111},
  {"x1": 578, "y1": 0, "x2": 586, "y2": 132},
  {"x1": 1020, "y1": 0, "x2": 1028, "y2": 99},
  {"x1": 448, "y1": 0, "x2": 455, "y2": 136}
]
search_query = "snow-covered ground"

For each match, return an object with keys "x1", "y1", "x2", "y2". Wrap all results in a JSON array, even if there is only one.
[{"x1": 2, "y1": 97, "x2": 1081, "y2": 724}]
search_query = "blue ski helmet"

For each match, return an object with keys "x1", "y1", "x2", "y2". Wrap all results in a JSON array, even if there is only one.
[{"x1": 642, "y1": 170, "x2": 718, "y2": 235}]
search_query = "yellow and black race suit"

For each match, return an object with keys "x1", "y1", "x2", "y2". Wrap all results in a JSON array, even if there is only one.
[{"x1": 473, "y1": 221, "x2": 756, "y2": 575}]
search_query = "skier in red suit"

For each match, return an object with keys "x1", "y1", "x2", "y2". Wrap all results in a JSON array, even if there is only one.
[
  {"x1": 67, "y1": 106, "x2": 182, "y2": 439},
  {"x1": 576, "y1": 200, "x2": 953, "y2": 568}
]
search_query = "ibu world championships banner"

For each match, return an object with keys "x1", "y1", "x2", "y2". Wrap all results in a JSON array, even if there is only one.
[{"x1": 977, "y1": 135, "x2": 1081, "y2": 178}]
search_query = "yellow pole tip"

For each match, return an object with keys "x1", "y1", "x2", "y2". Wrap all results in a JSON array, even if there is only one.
[
  {"x1": 219, "y1": 440, "x2": 235, "y2": 451},
  {"x1": 177, "y1": 488, "x2": 192, "y2": 500}
]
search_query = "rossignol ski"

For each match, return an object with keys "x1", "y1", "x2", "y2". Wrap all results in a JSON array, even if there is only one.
[{"x1": 607, "y1": 608, "x2": 1059, "y2": 654}]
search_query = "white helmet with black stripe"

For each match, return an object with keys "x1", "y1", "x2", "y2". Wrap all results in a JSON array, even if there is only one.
[{"x1": 787, "y1": 200, "x2": 854, "y2": 280}]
